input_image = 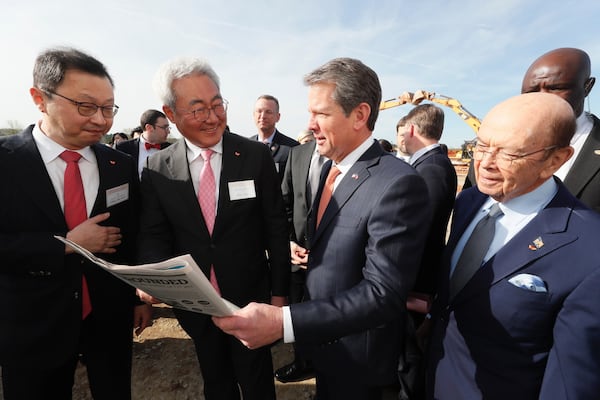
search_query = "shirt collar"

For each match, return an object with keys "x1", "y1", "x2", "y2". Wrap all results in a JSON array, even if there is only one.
[
  {"x1": 184, "y1": 136, "x2": 223, "y2": 162},
  {"x1": 333, "y1": 136, "x2": 375, "y2": 175},
  {"x1": 409, "y1": 143, "x2": 441, "y2": 165},
  {"x1": 32, "y1": 121, "x2": 94, "y2": 164}
]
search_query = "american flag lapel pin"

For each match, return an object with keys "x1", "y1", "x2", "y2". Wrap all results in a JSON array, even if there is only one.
[{"x1": 351, "y1": 173, "x2": 359, "y2": 180}]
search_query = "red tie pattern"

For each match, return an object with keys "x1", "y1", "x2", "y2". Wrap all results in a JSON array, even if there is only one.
[
  {"x1": 59, "y1": 150, "x2": 92, "y2": 319},
  {"x1": 316, "y1": 165, "x2": 341, "y2": 228},
  {"x1": 145, "y1": 142, "x2": 161, "y2": 150},
  {"x1": 198, "y1": 149, "x2": 220, "y2": 294}
]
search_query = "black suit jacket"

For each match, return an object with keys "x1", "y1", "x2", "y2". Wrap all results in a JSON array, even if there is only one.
[
  {"x1": 251, "y1": 130, "x2": 299, "y2": 182},
  {"x1": 116, "y1": 138, "x2": 170, "y2": 167},
  {"x1": 291, "y1": 142, "x2": 431, "y2": 385},
  {"x1": 138, "y1": 131, "x2": 290, "y2": 317},
  {"x1": 411, "y1": 146, "x2": 457, "y2": 294},
  {"x1": 281, "y1": 140, "x2": 317, "y2": 246},
  {"x1": 463, "y1": 114, "x2": 600, "y2": 213},
  {"x1": 0, "y1": 125, "x2": 139, "y2": 369}
]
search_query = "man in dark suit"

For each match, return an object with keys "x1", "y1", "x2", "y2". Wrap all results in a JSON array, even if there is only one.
[
  {"x1": 0, "y1": 47, "x2": 152, "y2": 399},
  {"x1": 398, "y1": 104, "x2": 457, "y2": 298},
  {"x1": 274, "y1": 138, "x2": 324, "y2": 383},
  {"x1": 463, "y1": 48, "x2": 600, "y2": 214},
  {"x1": 136, "y1": 57, "x2": 290, "y2": 400},
  {"x1": 116, "y1": 109, "x2": 171, "y2": 178},
  {"x1": 214, "y1": 57, "x2": 431, "y2": 400},
  {"x1": 426, "y1": 92, "x2": 600, "y2": 399},
  {"x1": 251, "y1": 94, "x2": 299, "y2": 182}
]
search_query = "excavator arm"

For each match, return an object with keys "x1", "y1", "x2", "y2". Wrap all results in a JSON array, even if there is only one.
[{"x1": 380, "y1": 90, "x2": 480, "y2": 133}]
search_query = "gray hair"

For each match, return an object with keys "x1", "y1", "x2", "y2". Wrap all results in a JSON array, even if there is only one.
[{"x1": 153, "y1": 57, "x2": 220, "y2": 109}]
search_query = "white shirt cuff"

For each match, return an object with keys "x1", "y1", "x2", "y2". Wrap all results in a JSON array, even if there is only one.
[{"x1": 282, "y1": 306, "x2": 296, "y2": 343}]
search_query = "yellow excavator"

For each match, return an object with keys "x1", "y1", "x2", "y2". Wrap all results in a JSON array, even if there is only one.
[{"x1": 379, "y1": 90, "x2": 481, "y2": 133}]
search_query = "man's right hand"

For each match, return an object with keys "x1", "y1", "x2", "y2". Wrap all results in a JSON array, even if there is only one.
[
  {"x1": 290, "y1": 241, "x2": 309, "y2": 268},
  {"x1": 65, "y1": 212, "x2": 122, "y2": 254}
]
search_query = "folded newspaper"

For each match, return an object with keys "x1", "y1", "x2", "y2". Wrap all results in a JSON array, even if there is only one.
[{"x1": 55, "y1": 236, "x2": 239, "y2": 317}]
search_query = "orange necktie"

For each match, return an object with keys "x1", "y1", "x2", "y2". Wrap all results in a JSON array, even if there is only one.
[
  {"x1": 60, "y1": 150, "x2": 92, "y2": 319},
  {"x1": 316, "y1": 165, "x2": 341, "y2": 227}
]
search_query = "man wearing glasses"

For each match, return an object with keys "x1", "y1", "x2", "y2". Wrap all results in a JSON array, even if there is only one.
[
  {"x1": 136, "y1": 56, "x2": 289, "y2": 400},
  {"x1": 425, "y1": 92, "x2": 600, "y2": 399},
  {"x1": 116, "y1": 109, "x2": 171, "y2": 178},
  {"x1": 0, "y1": 47, "x2": 152, "y2": 398}
]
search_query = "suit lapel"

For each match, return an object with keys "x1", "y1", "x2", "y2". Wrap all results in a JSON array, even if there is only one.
[
  {"x1": 564, "y1": 115, "x2": 600, "y2": 195},
  {"x1": 452, "y1": 186, "x2": 578, "y2": 305}
]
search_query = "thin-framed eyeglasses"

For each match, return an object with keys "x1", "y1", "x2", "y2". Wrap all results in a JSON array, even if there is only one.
[
  {"x1": 43, "y1": 90, "x2": 119, "y2": 118},
  {"x1": 155, "y1": 124, "x2": 171, "y2": 131},
  {"x1": 180, "y1": 100, "x2": 228, "y2": 122},
  {"x1": 473, "y1": 143, "x2": 557, "y2": 167}
]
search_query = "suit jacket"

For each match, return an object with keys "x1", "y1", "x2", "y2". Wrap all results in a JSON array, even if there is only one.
[
  {"x1": 427, "y1": 182, "x2": 600, "y2": 399},
  {"x1": 116, "y1": 137, "x2": 170, "y2": 168},
  {"x1": 411, "y1": 146, "x2": 457, "y2": 295},
  {"x1": 463, "y1": 114, "x2": 600, "y2": 214},
  {"x1": 290, "y1": 142, "x2": 431, "y2": 385},
  {"x1": 0, "y1": 125, "x2": 139, "y2": 369},
  {"x1": 281, "y1": 140, "x2": 317, "y2": 246},
  {"x1": 251, "y1": 129, "x2": 299, "y2": 182},
  {"x1": 137, "y1": 131, "x2": 290, "y2": 322}
]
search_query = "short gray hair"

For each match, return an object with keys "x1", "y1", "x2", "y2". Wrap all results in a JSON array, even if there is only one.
[{"x1": 153, "y1": 57, "x2": 220, "y2": 109}]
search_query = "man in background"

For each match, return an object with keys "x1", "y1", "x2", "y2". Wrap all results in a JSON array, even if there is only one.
[
  {"x1": 116, "y1": 109, "x2": 171, "y2": 178},
  {"x1": 251, "y1": 94, "x2": 299, "y2": 182},
  {"x1": 0, "y1": 47, "x2": 151, "y2": 399},
  {"x1": 136, "y1": 56, "x2": 290, "y2": 400},
  {"x1": 214, "y1": 57, "x2": 430, "y2": 399}
]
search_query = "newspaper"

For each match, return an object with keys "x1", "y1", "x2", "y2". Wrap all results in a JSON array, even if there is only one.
[{"x1": 54, "y1": 236, "x2": 239, "y2": 317}]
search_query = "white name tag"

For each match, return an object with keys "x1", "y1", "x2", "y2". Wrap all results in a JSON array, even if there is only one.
[
  {"x1": 106, "y1": 183, "x2": 129, "y2": 207},
  {"x1": 228, "y1": 180, "x2": 256, "y2": 201}
]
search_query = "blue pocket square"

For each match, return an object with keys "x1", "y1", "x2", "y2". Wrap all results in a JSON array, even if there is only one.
[{"x1": 508, "y1": 273, "x2": 547, "y2": 293}]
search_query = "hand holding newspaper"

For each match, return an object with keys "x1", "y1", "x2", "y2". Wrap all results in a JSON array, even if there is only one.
[{"x1": 55, "y1": 236, "x2": 239, "y2": 316}]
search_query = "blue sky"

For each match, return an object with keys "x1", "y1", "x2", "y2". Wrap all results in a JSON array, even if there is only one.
[{"x1": 2, "y1": 0, "x2": 600, "y2": 148}]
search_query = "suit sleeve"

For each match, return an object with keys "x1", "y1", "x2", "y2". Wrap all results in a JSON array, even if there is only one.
[
  {"x1": 539, "y1": 267, "x2": 600, "y2": 399},
  {"x1": 291, "y1": 172, "x2": 431, "y2": 343}
]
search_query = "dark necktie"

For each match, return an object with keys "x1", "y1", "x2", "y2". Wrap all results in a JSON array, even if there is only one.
[
  {"x1": 59, "y1": 150, "x2": 92, "y2": 319},
  {"x1": 449, "y1": 203, "x2": 503, "y2": 299},
  {"x1": 198, "y1": 149, "x2": 220, "y2": 294},
  {"x1": 145, "y1": 142, "x2": 161, "y2": 150},
  {"x1": 316, "y1": 165, "x2": 341, "y2": 228}
]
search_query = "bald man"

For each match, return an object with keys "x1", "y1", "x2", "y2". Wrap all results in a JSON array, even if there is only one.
[
  {"x1": 463, "y1": 48, "x2": 600, "y2": 213},
  {"x1": 427, "y1": 93, "x2": 600, "y2": 399}
]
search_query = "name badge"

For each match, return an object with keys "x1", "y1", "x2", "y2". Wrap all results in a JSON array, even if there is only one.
[
  {"x1": 106, "y1": 183, "x2": 129, "y2": 207},
  {"x1": 228, "y1": 180, "x2": 256, "y2": 201}
]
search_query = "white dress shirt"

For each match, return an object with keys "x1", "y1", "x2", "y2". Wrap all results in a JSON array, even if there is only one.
[{"x1": 33, "y1": 122, "x2": 99, "y2": 217}]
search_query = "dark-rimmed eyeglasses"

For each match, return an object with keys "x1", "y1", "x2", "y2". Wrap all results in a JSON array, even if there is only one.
[
  {"x1": 154, "y1": 124, "x2": 171, "y2": 131},
  {"x1": 43, "y1": 90, "x2": 119, "y2": 118},
  {"x1": 180, "y1": 100, "x2": 228, "y2": 122},
  {"x1": 473, "y1": 142, "x2": 557, "y2": 168}
]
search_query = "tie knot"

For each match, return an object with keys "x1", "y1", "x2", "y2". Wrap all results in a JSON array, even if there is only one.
[
  {"x1": 488, "y1": 203, "x2": 503, "y2": 219},
  {"x1": 201, "y1": 148, "x2": 214, "y2": 162},
  {"x1": 145, "y1": 142, "x2": 161, "y2": 150},
  {"x1": 60, "y1": 150, "x2": 82, "y2": 163},
  {"x1": 326, "y1": 165, "x2": 342, "y2": 184}
]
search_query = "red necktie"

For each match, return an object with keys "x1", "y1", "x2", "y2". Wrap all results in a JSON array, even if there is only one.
[
  {"x1": 198, "y1": 149, "x2": 220, "y2": 294},
  {"x1": 60, "y1": 150, "x2": 92, "y2": 319},
  {"x1": 316, "y1": 165, "x2": 341, "y2": 227},
  {"x1": 145, "y1": 142, "x2": 161, "y2": 150}
]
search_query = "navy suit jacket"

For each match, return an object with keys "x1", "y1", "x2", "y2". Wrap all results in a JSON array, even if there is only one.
[
  {"x1": 251, "y1": 130, "x2": 299, "y2": 182},
  {"x1": 411, "y1": 146, "x2": 457, "y2": 294},
  {"x1": 427, "y1": 182, "x2": 600, "y2": 399},
  {"x1": 0, "y1": 125, "x2": 139, "y2": 369},
  {"x1": 291, "y1": 141, "x2": 431, "y2": 385}
]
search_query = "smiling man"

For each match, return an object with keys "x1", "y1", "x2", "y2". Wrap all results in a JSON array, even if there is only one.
[{"x1": 136, "y1": 57, "x2": 290, "y2": 400}]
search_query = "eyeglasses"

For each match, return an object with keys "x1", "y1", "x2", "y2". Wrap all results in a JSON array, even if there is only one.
[
  {"x1": 473, "y1": 143, "x2": 557, "y2": 168},
  {"x1": 44, "y1": 90, "x2": 119, "y2": 118},
  {"x1": 155, "y1": 124, "x2": 171, "y2": 131},
  {"x1": 180, "y1": 100, "x2": 228, "y2": 122}
]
